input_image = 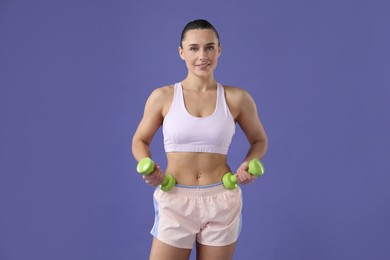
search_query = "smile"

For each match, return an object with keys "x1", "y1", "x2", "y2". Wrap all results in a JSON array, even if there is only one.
[{"x1": 196, "y1": 63, "x2": 210, "y2": 67}]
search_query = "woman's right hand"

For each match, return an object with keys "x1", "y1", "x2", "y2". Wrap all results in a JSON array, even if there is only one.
[
  {"x1": 142, "y1": 163, "x2": 164, "y2": 187},
  {"x1": 236, "y1": 161, "x2": 257, "y2": 185}
]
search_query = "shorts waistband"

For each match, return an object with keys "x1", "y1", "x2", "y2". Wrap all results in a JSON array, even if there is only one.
[
  {"x1": 170, "y1": 182, "x2": 228, "y2": 197},
  {"x1": 175, "y1": 182, "x2": 223, "y2": 189}
]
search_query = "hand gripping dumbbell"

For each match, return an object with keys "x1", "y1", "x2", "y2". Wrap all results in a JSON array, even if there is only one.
[
  {"x1": 223, "y1": 159, "x2": 265, "y2": 190},
  {"x1": 136, "y1": 157, "x2": 176, "y2": 192}
]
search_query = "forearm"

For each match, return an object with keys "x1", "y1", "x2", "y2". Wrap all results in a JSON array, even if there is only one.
[
  {"x1": 132, "y1": 138, "x2": 165, "y2": 187},
  {"x1": 131, "y1": 139, "x2": 152, "y2": 162},
  {"x1": 243, "y1": 139, "x2": 268, "y2": 162}
]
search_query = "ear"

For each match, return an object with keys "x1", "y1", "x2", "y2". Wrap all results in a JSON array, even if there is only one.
[
  {"x1": 217, "y1": 44, "x2": 222, "y2": 57},
  {"x1": 178, "y1": 46, "x2": 185, "y2": 60}
]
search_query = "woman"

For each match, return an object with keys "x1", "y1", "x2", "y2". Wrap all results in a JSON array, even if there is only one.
[{"x1": 132, "y1": 19, "x2": 268, "y2": 260}]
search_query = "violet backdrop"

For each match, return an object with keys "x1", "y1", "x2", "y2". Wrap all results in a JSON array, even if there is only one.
[{"x1": 0, "y1": 0, "x2": 389, "y2": 259}]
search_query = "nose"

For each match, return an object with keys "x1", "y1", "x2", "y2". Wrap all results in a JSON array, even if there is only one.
[{"x1": 199, "y1": 49, "x2": 208, "y2": 61}]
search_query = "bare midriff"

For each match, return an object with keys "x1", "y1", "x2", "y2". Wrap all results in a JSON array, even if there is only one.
[{"x1": 166, "y1": 152, "x2": 231, "y2": 186}]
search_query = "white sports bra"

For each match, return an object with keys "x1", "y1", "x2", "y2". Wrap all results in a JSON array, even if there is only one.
[{"x1": 162, "y1": 82, "x2": 236, "y2": 154}]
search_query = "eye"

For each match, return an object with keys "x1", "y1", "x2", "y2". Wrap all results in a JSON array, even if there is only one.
[
  {"x1": 190, "y1": 47, "x2": 198, "y2": 51},
  {"x1": 207, "y1": 46, "x2": 215, "y2": 50}
]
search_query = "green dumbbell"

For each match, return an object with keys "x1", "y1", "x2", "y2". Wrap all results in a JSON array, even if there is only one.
[
  {"x1": 223, "y1": 159, "x2": 265, "y2": 190},
  {"x1": 136, "y1": 157, "x2": 176, "y2": 192}
]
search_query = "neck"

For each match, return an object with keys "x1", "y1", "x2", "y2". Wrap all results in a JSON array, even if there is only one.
[{"x1": 182, "y1": 74, "x2": 217, "y2": 91}]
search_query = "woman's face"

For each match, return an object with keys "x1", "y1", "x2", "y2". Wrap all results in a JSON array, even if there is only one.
[{"x1": 179, "y1": 29, "x2": 221, "y2": 78}]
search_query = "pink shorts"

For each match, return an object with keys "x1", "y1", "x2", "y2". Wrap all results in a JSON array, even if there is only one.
[{"x1": 151, "y1": 182, "x2": 243, "y2": 249}]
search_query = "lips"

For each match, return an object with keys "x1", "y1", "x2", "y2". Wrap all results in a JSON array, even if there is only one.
[{"x1": 196, "y1": 63, "x2": 210, "y2": 68}]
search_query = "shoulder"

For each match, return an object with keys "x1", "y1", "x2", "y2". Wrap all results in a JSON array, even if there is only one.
[
  {"x1": 149, "y1": 84, "x2": 174, "y2": 100},
  {"x1": 222, "y1": 85, "x2": 253, "y2": 105},
  {"x1": 145, "y1": 84, "x2": 175, "y2": 116},
  {"x1": 222, "y1": 84, "x2": 257, "y2": 119},
  {"x1": 146, "y1": 84, "x2": 174, "y2": 105}
]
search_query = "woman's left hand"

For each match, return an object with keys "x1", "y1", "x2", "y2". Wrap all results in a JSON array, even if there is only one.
[{"x1": 236, "y1": 162, "x2": 257, "y2": 185}]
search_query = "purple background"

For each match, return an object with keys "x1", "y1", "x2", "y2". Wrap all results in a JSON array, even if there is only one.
[{"x1": 1, "y1": 0, "x2": 389, "y2": 259}]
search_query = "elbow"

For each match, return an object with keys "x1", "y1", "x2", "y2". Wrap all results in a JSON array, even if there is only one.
[
  {"x1": 131, "y1": 136, "x2": 151, "y2": 161},
  {"x1": 252, "y1": 135, "x2": 268, "y2": 148},
  {"x1": 251, "y1": 136, "x2": 268, "y2": 158},
  {"x1": 263, "y1": 135, "x2": 269, "y2": 149},
  {"x1": 260, "y1": 131, "x2": 269, "y2": 151},
  {"x1": 131, "y1": 138, "x2": 138, "y2": 159},
  {"x1": 258, "y1": 138, "x2": 268, "y2": 153}
]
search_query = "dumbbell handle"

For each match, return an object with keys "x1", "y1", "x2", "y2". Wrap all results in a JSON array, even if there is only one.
[
  {"x1": 222, "y1": 159, "x2": 265, "y2": 190},
  {"x1": 136, "y1": 157, "x2": 176, "y2": 192}
]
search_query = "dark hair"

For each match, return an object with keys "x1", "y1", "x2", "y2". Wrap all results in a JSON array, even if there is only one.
[{"x1": 180, "y1": 19, "x2": 220, "y2": 48}]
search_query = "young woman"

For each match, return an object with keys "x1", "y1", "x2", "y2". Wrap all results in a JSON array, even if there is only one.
[{"x1": 132, "y1": 19, "x2": 268, "y2": 260}]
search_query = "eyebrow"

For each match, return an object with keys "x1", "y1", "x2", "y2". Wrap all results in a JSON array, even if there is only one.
[{"x1": 187, "y1": 42, "x2": 216, "y2": 47}]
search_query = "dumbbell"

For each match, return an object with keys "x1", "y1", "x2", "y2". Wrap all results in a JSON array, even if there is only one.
[
  {"x1": 136, "y1": 157, "x2": 176, "y2": 192},
  {"x1": 223, "y1": 159, "x2": 265, "y2": 190}
]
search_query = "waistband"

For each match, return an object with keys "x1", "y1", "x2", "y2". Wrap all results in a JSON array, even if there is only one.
[
  {"x1": 167, "y1": 182, "x2": 232, "y2": 197},
  {"x1": 175, "y1": 182, "x2": 223, "y2": 189}
]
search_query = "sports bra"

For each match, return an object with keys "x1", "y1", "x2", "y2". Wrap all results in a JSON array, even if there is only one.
[{"x1": 163, "y1": 82, "x2": 236, "y2": 154}]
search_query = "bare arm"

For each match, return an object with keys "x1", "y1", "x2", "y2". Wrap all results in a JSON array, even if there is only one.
[
  {"x1": 131, "y1": 87, "x2": 172, "y2": 187},
  {"x1": 132, "y1": 87, "x2": 169, "y2": 161},
  {"x1": 226, "y1": 87, "x2": 268, "y2": 184},
  {"x1": 236, "y1": 90, "x2": 268, "y2": 162}
]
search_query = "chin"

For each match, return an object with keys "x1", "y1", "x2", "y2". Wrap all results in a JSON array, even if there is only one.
[{"x1": 194, "y1": 71, "x2": 212, "y2": 78}]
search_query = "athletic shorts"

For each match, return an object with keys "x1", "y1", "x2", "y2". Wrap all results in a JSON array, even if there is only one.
[{"x1": 150, "y1": 182, "x2": 243, "y2": 249}]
